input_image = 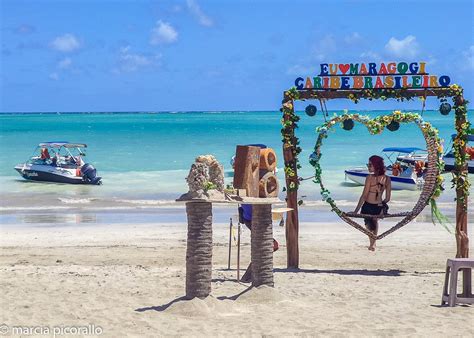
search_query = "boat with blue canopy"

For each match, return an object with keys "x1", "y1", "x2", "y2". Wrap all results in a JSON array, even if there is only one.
[
  {"x1": 345, "y1": 147, "x2": 424, "y2": 190},
  {"x1": 14, "y1": 142, "x2": 102, "y2": 184}
]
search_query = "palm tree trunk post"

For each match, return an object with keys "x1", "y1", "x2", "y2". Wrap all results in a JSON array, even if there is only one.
[
  {"x1": 185, "y1": 201, "x2": 213, "y2": 299},
  {"x1": 251, "y1": 204, "x2": 274, "y2": 287}
]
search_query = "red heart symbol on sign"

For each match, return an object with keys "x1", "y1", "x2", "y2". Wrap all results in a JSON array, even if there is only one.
[{"x1": 339, "y1": 64, "x2": 350, "y2": 74}]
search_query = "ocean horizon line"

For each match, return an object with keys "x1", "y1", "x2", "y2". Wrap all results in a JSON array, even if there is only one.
[{"x1": 0, "y1": 109, "x2": 457, "y2": 115}]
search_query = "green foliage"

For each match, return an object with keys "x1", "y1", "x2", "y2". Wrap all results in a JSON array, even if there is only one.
[{"x1": 203, "y1": 181, "x2": 217, "y2": 192}]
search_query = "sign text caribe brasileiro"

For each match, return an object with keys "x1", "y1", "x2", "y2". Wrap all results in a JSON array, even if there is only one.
[{"x1": 295, "y1": 62, "x2": 450, "y2": 90}]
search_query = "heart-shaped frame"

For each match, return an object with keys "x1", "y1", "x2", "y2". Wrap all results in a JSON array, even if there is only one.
[{"x1": 310, "y1": 111, "x2": 444, "y2": 240}]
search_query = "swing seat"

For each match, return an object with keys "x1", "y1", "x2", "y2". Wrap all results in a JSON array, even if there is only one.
[{"x1": 343, "y1": 211, "x2": 412, "y2": 219}]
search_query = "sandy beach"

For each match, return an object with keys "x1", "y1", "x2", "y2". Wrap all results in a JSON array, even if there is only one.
[{"x1": 1, "y1": 212, "x2": 472, "y2": 337}]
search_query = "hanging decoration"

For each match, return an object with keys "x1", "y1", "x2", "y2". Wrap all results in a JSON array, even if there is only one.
[
  {"x1": 342, "y1": 119, "x2": 354, "y2": 130},
  {"x1": 439, "y1": 99, "x2": 452, "y2": 115},
  {"x1": 305, "y1": 104, "x2": 317, "y2": 116},
  {"x1": 387, "y1": 120, "x2": 400, "y2": 131}
]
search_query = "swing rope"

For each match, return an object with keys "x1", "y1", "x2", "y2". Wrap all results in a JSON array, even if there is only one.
[
  {"x1": 319, "y1": 99, "x2": 328, "y2": 122},
  {"x1": 420, "y1": 90, "x2": 427, "y2": 116}
]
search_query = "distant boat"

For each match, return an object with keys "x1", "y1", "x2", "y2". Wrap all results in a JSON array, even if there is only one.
[
  {"x1": 442, "y1": 134, "x2": 474, "y2": 174},
  {"x1": 396, "y1": 137, "x2": 474, "y2": 174},
  {"x1": 14, "y1": 142, "x2": 102, "y2": 185}
]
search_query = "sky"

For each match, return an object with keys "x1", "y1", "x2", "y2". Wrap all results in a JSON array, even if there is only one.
[{"x1": 1, "y1": 0, "x2": 473, "y2": 112}]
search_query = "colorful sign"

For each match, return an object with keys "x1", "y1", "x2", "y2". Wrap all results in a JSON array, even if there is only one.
[{"x1": 295, "y1": 62, "x2": 450, "y2": 90}]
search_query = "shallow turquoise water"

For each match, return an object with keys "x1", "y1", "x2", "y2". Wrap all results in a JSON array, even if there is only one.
[{"x1": 0, "y1": 110, "x2": 472, "y2": 214}]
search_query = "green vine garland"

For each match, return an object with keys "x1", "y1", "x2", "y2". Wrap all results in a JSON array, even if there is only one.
[
  {"x1": 446, "y1": 85, "x2": 471, "y2": 206},
  {"x1": 309, "y1": 111, "x2": 444, "y2": 216}
]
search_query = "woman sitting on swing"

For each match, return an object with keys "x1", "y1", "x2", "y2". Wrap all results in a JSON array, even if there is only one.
[{"x1": 354, "y1": 155, "x2": 392, "y2": 251}]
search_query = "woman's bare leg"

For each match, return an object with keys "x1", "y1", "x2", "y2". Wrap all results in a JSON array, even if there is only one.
[{"x1": 368, "y1": 221, "x2": 379, "y2": 251}]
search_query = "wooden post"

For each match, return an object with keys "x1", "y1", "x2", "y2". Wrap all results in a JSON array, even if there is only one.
[
  {"x1": 454, "y1": 94, "x2": 469, "y2": 259},
  {"x1": 251, "y1": 204, "x2": 274, "y2": 287},
  {"x1": 282, "y1": 97, "x2": 299, "y2": 268},
  {"x1": 233, "y1": 146, "x2": 260, "y2": 197},
  {"x1": 453, "y1": 94, "x2": 470, "y2": 296},
  {"x1": 227, "y1": 218, "x2": 232, "y2": 270},
  {"x1": 237, "y1": 222, "x2": 241, "y2": 281},
  {"x1": 185, "y1": 202, "x2": 213, "y2": 299}
]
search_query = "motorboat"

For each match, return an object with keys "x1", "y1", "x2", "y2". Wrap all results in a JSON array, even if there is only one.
[
  {"x1": 395, "y1": 136, "x2": 474, "y2": 174},
  {"x1": 344, "y1": 148, "x2": 422, "y2": 191},
  {"x1": 14, "y1": 142, "x2": 102, "y2": 185},
  {"x1": 442, "y1": 134, "x2": 474, "y2": 174},
  {"x1": 344, "y1": 166, "x2": 420, "y2": 191}
]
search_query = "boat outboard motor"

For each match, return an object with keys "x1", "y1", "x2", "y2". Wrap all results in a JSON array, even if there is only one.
[{"x1": 80, "y1": 163, "x2": 102, "y2": 185}]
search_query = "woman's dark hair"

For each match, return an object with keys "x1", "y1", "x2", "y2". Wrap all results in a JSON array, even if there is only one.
[{"x1": 369, "y1": 155, "x2": 385, "y2": 176}]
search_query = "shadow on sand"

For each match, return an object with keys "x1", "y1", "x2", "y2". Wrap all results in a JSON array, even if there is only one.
[
  {"x1": 339, "y1": 181, "x2": 361, "y2": 187},
  {"x1": 134, "y1": 287, "x2": 254, "y2": 313},
  {"x1": 274, "y1": 267, "x2": 405, "y2": 277},
  {"x1": 134, "y1": 269, "x2": 404, "y2": 313},
  {"x1": 135, "y1": 296, "x2": 188, "y2": 312}
]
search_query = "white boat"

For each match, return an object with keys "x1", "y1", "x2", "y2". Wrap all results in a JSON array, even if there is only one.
[
  {"x1": 442, "y1": 134, "x2": 474, "y2": 174},
  {"x1": 396, "y1": 137, "x2": 474, "y2": 174},
  {"x1": 14, "y1": 142, "x2": 102, "y2": 185},
  {"x1": 344, "y1": 166, "x2": 420, "y2": 191},
  {"x1": 345, "y1": 148, "x2": 422, "y2": 191}
]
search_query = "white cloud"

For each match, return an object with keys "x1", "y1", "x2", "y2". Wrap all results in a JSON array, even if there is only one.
[
  {"x1": 49, "y1": 72, "x2": 59, "y2": 80},
  {"x1": 58, "y1": 57, "x2": 72, "y2": 69},
  {"x1": 344, "y1": 32, "x2": 362, "y2": 44},
  {"x1": 310, "y1": 35, "x2": 336, "y2": 62},
  {"x1": 360, "y1": 51, "x2": 381, "y2": 61},
  {"x1": 463, "y1": 45, "x2": 474, "y2": 70},
  {"x1": 15, "y1": 24, "x2": 35, "y2": 34},
  {"x1": 286, "y1": 64, "x2": 317, "y2": 76},
  {"x1": 319, "y1": 35, "x2": 337, "y2": 52},
  {"x1": 150, "y1": 20, "x2": 178, "y2": 45},
  {"x1": 115, "y1": 46, "x2": 161, "y2": 73},
  {"x1": 384, "y1": 35, "x2": 419, "y2": 58},
  {"x1": 50, "y1": 34, "x2": 81, "y2": 52},
  {"x1": 187, "y1": 0, "x2": 213, "y2": 27},
  {"x1": 171, "y1": 5, "x2": 183, "y2": 13}
]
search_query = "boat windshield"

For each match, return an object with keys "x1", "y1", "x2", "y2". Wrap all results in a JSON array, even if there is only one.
[
  {"x1": 382, "y1": 148, "x2": 426, "y2": 165},
  {"x1": 29, "y1": 145, "x2": 86, "y2": 167}
]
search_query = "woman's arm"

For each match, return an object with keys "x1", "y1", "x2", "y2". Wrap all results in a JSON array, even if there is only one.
[
  {"x1": 355, "y1": 176, "x2": 371, "y2": 213},
  {"x1": 383, "y1": 176, "x2": 392, "y2": 203}
]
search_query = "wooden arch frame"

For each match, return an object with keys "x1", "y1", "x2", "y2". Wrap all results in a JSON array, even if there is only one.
[{"x1": 280, "y1": 87, "x2": 470, "y2": 268}]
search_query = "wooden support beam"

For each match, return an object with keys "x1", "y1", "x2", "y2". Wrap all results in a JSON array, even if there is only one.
[
  {"x1": 286, "y1": 87, "x2": 456, "y2": 100},
  {"x1": 454, "y1": 95, "x2": 469, "y2": 259},
  {"x1": 185, "y1": 202, "x2": 213, "y2": 299},
  {"x1": 282, "y1": 99, "x2": 299, "y2": 269},
  {"x1": 251, "y1": 204, "x2": 274, "y2": 287}
]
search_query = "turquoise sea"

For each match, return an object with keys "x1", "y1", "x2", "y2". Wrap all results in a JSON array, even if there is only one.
[{"x1": 1, "y1": 110, "x2": 472, "y2": 225}]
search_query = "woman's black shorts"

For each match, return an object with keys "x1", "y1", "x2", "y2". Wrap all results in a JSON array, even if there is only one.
[{"x1": 361, "y1": 202, "x2": 383, "y2": 231}]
